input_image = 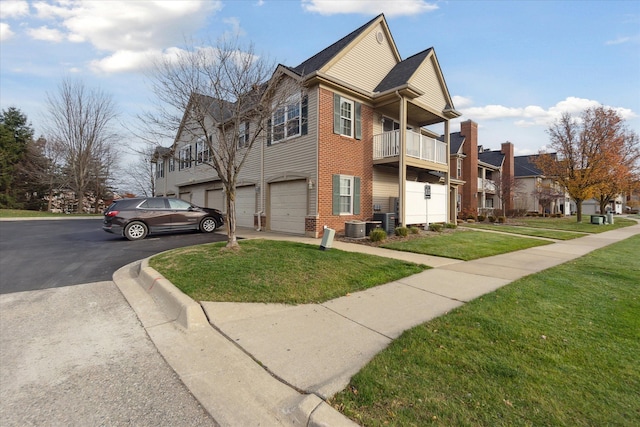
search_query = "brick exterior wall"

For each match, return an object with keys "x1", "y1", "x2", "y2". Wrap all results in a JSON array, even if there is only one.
[
  {"x1": 312, "y1": 88, "x2": 373, "y2": 236},
  {"x1": 460, "y1": 120, "x2": 479, "y2": 214}
]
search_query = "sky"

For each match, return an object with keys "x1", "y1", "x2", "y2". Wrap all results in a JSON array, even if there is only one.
[{"x1": 1, "y1": 0, "x2": 639, "y2": 157}]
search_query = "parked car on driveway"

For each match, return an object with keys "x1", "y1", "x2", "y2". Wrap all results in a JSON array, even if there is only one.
[{"x1": 103, "y1": 197, "x2": 224, "y2": 241}]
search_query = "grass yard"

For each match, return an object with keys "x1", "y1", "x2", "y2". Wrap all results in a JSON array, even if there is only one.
[
  {"x1": 331, "y1": 235, "x2": 640, "y2": 426},
  {"x1": 462, "y1": 223, "x2": 585, "y2": 240},
  {"x1": 149, "y1": 239, "x2": 428, "y2": 304},
  {"x1": 513, "y1": 215, "x2": 636, "y2": 233},
  {"x1": 381, "y1": 229, "x2": 551, "y2": 260}
]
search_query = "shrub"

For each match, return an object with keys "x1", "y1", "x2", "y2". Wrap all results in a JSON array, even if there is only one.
[
  {"x1": 369, "y1": 228, "x2": 387, "y2": 242},
  {"x1": 466, "y1": 219, "x2": 476, "y2": 223},
  {"x1": 395, "y1": 226, "x2": 409, "y2": 237},
  {"x1": 488, "y1": 215, "x2": 496, "y2": 223},
  {"x1": 429, "y1": 223, "x2": 443, "y2": 232},
  {"x1": 498, "y1": 216, "x2": 506, "y2": 223},
  {"x1": 409, "y1": 226, "x2": 421, "y2": 235},
  {"x1": 445, "y1": 222, "x2": 457, "y2": 229},
  {"x1": 477, "y1": 214, "x2": 486, "y2": 222}
]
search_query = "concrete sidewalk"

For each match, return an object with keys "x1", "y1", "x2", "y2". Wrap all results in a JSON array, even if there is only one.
[{"x1": 113, "y1": 221, "x2": 639, "y2": 426}]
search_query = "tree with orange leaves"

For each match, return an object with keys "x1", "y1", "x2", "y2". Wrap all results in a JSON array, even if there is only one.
[{"x1": 535, "y1": 106, "x2": 639, "y2": 222}]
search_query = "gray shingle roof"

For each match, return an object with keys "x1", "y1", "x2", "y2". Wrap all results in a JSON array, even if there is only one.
[
  {"x1": 478, "y1": 150, "x2": 504, "y2": 168},
  {"x1": 441, "y1": 131, "x2": 465, "y2": 155},
  {"x1": 374, "y1": 48, "x2": 432, "y2": 92},
  {"x1": 514, "y1": 155, "x2": 545, "y2": 177},
  {"x1": 291, "y1": 14, "x2": 383, "y2": 76}
]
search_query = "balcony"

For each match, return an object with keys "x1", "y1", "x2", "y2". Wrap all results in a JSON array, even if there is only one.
[
  {"x1": 477, "y1": 177, "x2": 497, "y2": 193},
  {"x1": 373, "y1": 130, "x2": 447, "y2": 165}
]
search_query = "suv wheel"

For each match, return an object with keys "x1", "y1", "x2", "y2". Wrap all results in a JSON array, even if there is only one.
[
  {"x1": 200, "y1": 217, "x2": 217, "y2": 233},
  {"x1": 124, "y1": 221, "x2": 148, "y2": 241}
]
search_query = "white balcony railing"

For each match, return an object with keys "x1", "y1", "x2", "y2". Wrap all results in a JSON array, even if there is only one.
[
  {"x1": 373, "y1": 130, "x2": 447, "y2": 165},
  {"x1": 477, "y1": 177, "x2": 497, "y2": 193}
]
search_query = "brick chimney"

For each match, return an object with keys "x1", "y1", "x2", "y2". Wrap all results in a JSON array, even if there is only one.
[
  {"x1": 460, "y1": 120, "x2": 478, "y2": 213},
  {"x1": 501, "y1": 141, "x2": 515, "y2": 213}
]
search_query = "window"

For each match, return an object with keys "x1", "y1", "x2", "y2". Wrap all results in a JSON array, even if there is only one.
[
  {"x1": 340, "y1": 98, "x2": 353, "y2": 137},
  {"x1": 168, "y1": 156, "x2": 175, "y2": 172},
  {"x1": 238, "y1": 121, "x2": 250, "y2": 148},
  {"x1": 168, "y1": 198, "x2": 192, "y2": 210},
  {"x1": 270, "y1": 96, "x2": 302, "y2": 143},
  {"x1": 196, "y1": 138, "x2": 210, "y2": 165},
  {"x1": 332, "y1": 174, "x2": 361, "y2": 215},
  {"x1": 140, "y1": 198, "x2": 167, "y2": 209},
  {"x1": 333, "y1": 93, "x2": 362, "y2": 139},
  {"x1": 179, "y1": 145, "x2": 192, "y2": 170},
  {"x1": 155, "y1": 159, "x2": 165, "y2": 178},
  {"x1": 457, "y1": 158, "x2": 462, "y2": 178}
]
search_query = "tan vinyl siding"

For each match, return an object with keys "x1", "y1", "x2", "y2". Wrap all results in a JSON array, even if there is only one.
[
  {"x1": 410, "y1": 55, "x2": 448, "y2": 112},
  {"x1": 372, "y1": 166, "x2": 399, "y2": 212},
  {"x1": 325, "y1": 23, "x2": 398, "y2": 92},
  {"x1": 263, "y1": 89, "x2": 318, "y2": 215}
]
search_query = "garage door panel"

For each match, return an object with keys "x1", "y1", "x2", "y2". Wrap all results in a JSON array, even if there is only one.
[
  {"x1": 270, "y1": 181, "x2": 306, "y2": 234},
  {"x1": 206, "y1": 189, "x2": 224, "y2": 211},
  {"x1": 235, "y1": 186, "x2": 255, "y2": 228}
]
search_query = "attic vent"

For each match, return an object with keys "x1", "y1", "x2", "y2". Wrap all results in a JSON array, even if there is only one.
[{"x1": 376, "y1": 31, "x2": 384, "y2": 44}]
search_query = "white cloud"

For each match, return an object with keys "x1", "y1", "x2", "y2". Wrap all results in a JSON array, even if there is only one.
[
  {"x1": 27, "y1": 25, "x2": 64, "y2": 42},
  {"x1": 452, "y1": 95, "x2": 473, "y2": 108},
  {"x1": 458, "y1": 96, "x2": 637, "y2": 128},
  {"x1": 223, "y1": 17, "x2": 246, "y2": 37},
  {"x1": 0, "y1": 0, "x2": 29, "y2": 19},
  {"x1": 0, "y1": 22, "x2": 15, "y2": 41},
  {"x1": 301, "y1": 0, "x2": 437, "y2": 17},
  {"x1": 89, "y1": 49, "x2": 161, "y2": 73},
  {"x1": 605, "y1": 36, "x2": 631, "y2": 45}
]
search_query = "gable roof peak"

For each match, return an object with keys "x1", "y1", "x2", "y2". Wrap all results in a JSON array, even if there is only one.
[{"x1": 291, "y1": 14, "x2": 389, "y2": 76}]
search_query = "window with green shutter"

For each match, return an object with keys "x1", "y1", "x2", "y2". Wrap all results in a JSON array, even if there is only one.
[{"x1": 332, "y1": 174, "x2": 361, "y2": 215}]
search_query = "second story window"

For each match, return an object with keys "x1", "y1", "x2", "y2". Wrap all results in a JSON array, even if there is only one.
[
  {"x1": 271, "y1": 95, "x2": 302, "y2": 144},
  {"x1": 196, "y1": 138, "x2": 210, "y2": 165},
  {"x1": 457, "y1": 158, "x2": 462, "y2": 178},
  {"x1": 169, "y1": 156, "x2": 175, "y2": 172},
  {"x1": 155, "y1": 159, "x2": 165, "y2": 178},
  {"x1": 333, "y1": 93, "x2": 361, "y2": 140},
  {"x1": 238, "y1": 121, "x2": 250, "y2": 148},
  {"x1": 179, "y1": 145, "x2": 192, "y2": 170}
]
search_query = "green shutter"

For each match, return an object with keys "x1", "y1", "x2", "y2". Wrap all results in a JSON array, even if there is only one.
[
  {"x1": 355, "y1": 102, "x2": 362, "y2": 140},
  {"x1": 266, "y1": 118, "x2": 272, "y2": 146},
  {"x1": 353, "y1": 177, "x2": 361, "y2": 215},
  {"x1": 333, "y1": 93, "x2": 340, "y2": 134},
  {"x1": 332, "y1": 174, "x2": 340, "y2": 215},
  {"x1": 301, "y1": 95, "x2": 308, "y2": 135}
]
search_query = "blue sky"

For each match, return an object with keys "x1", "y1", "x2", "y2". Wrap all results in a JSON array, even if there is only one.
[{"x1": 1, "y1": 0, "x2": 639, "y2": 156}]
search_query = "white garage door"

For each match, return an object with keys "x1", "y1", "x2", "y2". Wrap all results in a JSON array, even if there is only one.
[
  {"x1": 206, "y1": 189, "x2": 224, "y2": 211},
  {"x1": 270, "y1": 180, "x2": 307, "y2": 234},
  {"x1": 235, "y1": 186, "x2": 255, "y2": 228}
]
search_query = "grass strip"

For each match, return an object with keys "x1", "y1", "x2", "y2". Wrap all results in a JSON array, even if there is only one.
[
  {"x1": 513, "y1": 216, "x2": 636, "y2": 233},
  {"x1": 150, "y1": 239, "x2": 429, "y2": 304},
  {"x1": 381, "y1": 230, "x2": 551, "y2": 260},
  {"x1": 331, "y1": 235, "x2": 640, "y2": 426},
  {"x1": 463, "y1": 223, "x2": 585, "y2": 240}
]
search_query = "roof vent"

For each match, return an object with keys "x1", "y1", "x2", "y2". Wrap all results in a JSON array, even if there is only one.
[{"x1": 376, "y1": 31, "x2": 384, "y2": 44}]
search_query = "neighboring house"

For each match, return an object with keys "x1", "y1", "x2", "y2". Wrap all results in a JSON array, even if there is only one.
[
  {"x1": 513, "y1": 155, "x2": 571, "y2": 215},
  {"x1": 445, "y1": 120, "x2": 514, "y2": 216},
  {"x1": 152, "y1": 14, "x2": 461, "y2": 237}
]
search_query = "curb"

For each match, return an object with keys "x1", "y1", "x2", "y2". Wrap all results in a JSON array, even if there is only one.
[{"x1": 123, "y1": 258, "x2": 359, "y2": 426}]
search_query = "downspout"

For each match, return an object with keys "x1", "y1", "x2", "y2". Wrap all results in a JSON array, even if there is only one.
[{"x1": 256, "y1": 122, "x2": 265, "y2": 231}]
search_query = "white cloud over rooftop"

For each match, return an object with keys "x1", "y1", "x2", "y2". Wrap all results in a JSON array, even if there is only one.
[{"x1": 301, "y1": 0, "x2": 437, "y2": 17}]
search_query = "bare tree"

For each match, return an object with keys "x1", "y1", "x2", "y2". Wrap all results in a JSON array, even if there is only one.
[
  {"x1": 44, "y1": 79, "x2": 119, "y2": 213},
  {"x1": 143, "y1": 36, "x2": 300, "y2": 248},
  {"x1": 492, "y1": 172, "x2": 522, "y2": 217},
  {"x1": 532, "y1": 181, "x2": 565, "y2": 217}
]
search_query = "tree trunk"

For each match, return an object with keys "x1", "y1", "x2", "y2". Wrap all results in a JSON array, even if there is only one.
[
  {"x1": 575, "y1": 199, "x2": 583, "y2": 222},
  {"x1": 225, "y1": 187, "x2": 239, "y2": 248}
]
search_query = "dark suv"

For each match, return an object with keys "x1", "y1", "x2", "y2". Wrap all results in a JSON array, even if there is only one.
[{"x1": 103, "y1": 197, "x2": 224, "y2": 241}]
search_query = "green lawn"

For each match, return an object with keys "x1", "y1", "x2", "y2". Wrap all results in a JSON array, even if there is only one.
[
  {"x1": 381, "y1": 230, "x2": 551, "y2": 260},
  {"x1": 150, "y1": 239, "x2": 428, "y2": 304},
  {"x1": 512, "y1": 215, "x2": 636, "y2": 233},
  {"x1": 331, "y1": 235, "x2": 640, "y2": 426},
  {"x1": 462, "y1": 223, "x2": 585, "y2": 240}
]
